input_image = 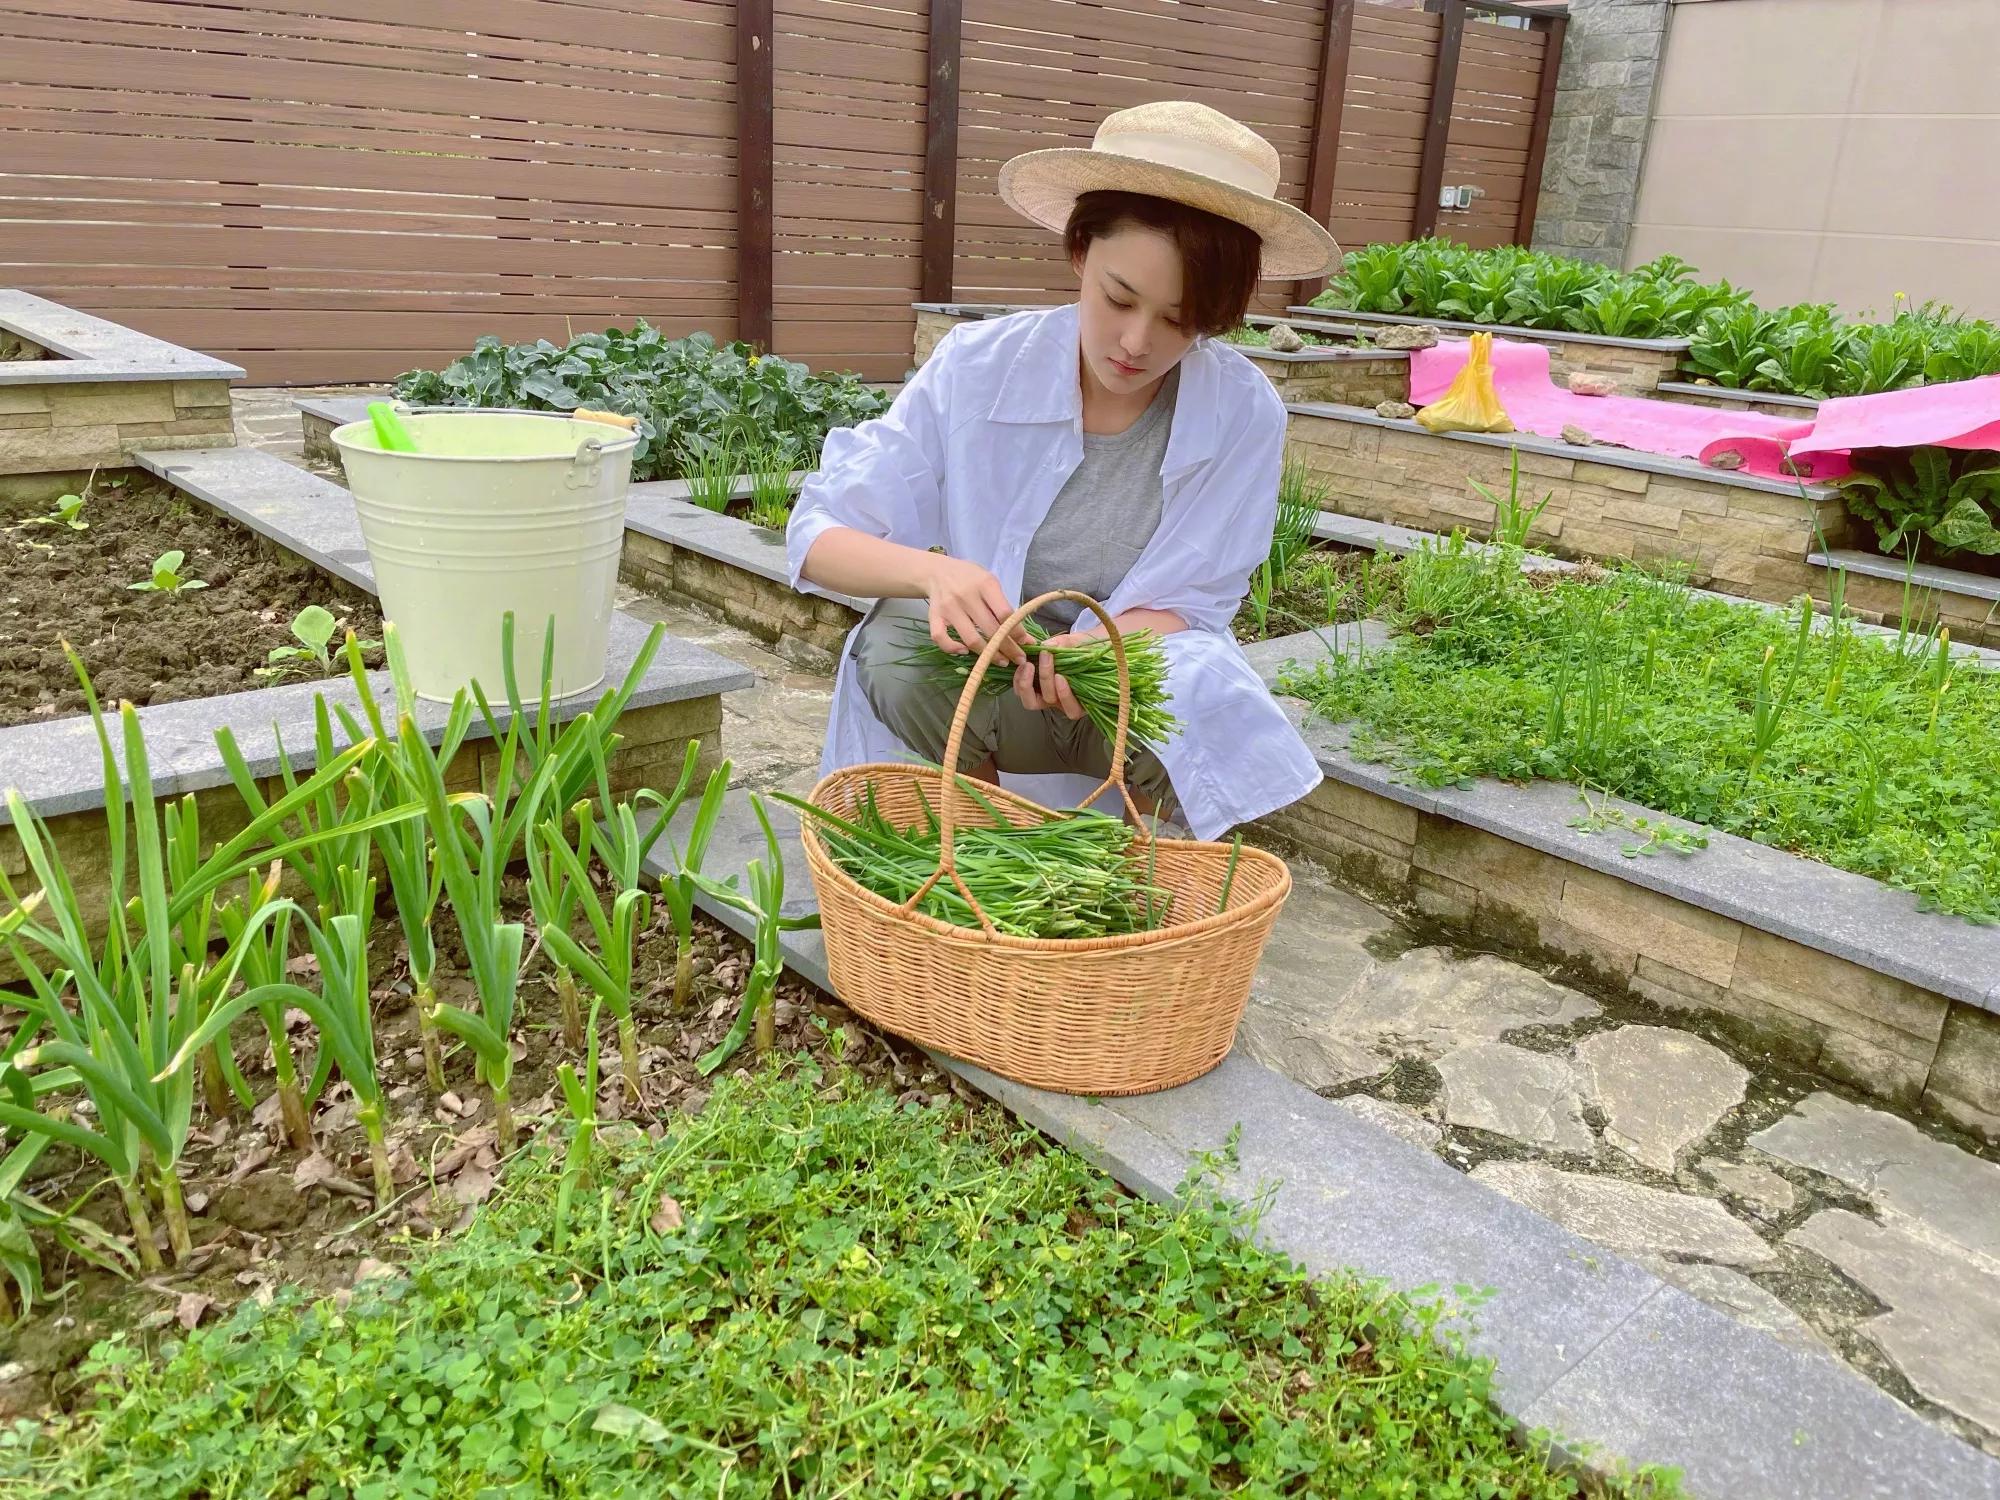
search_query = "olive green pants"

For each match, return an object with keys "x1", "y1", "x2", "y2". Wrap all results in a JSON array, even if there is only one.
[{"x1": 848, "y1": 597, "x2": 1177, "y2": 816}]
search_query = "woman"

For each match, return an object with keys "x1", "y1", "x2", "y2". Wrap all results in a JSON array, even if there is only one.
[{"x1": 786, "y1": 100, "x2": 1337, "y2": 841}]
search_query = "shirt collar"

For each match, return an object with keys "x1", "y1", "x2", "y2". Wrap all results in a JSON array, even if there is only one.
[{"x1": 987, "y1": 302, "x2": 1222, "y2": 480}]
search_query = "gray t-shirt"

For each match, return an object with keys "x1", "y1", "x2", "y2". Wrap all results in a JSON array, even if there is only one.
[{"x1": 1020, "y1": 366, "x2": 1178, "y2": 630}]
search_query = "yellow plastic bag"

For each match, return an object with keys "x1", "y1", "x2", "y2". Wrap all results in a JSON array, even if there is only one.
[{"x1": 1415, "y1": 332, "x2": 1514, "y2": 435}]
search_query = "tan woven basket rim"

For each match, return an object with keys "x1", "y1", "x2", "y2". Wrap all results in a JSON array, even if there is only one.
[{"x1": 799, "y1": 763, "x2": 1291, "y2": 954}]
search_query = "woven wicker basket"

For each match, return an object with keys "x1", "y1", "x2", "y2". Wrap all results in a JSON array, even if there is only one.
[{"x1": 797, "y1": 590, "x2": 1291, "y2": 1096}]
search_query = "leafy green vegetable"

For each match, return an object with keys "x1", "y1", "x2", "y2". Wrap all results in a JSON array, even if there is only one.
[
  {"x1": 1837, "y1": 447, "x2": 2000, "y2": 558},
  {"x1": 1312, "y1": 239, "x2": 2000, "y2": 402},
  {"x1": 393, "y1": 322, "x2": 889, "y2": 483}
]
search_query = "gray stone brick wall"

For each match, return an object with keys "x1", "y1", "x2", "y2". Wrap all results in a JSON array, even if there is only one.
[{"x1": 1530, "y1": 0, "x2": 1670, "y2": 266}]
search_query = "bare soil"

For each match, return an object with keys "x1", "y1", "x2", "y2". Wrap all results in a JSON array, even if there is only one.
[{"x1": 0, "y1": 475, "x2": 383, "y2": 728}]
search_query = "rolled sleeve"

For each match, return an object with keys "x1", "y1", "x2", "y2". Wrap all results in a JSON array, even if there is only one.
[{"x1": 786, "y1": 339, "x2": 953, "y2": 597}]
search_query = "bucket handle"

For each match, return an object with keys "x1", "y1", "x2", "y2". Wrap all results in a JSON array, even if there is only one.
[{"x1": 566, "y1": 435, "x2": 607, "y2": 490}]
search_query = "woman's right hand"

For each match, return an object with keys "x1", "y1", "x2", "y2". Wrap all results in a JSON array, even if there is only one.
[{"x1": 922, "y1": 553, "x2": 1030, "y2": 665}]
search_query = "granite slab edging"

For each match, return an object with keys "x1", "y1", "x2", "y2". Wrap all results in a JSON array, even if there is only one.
[
  {"x1": 0, "y1": 290, "x2": 244, "y2": 385},
  {"x1": 1246, "y1": 629, "x2": 2000, "y2": 1011},
  {"x1": 657, "y1": 797, "x2": 2000, "y2": 1500},
  {"x1": 623, "y1": 485, "x2": 873, "y2": 615},
  {"x1": 0, "y1": 447, "x2": 756, "y2": 824},
  {"x1": 1809, "y1": 547, "x2": 2000, "y2": 605},
  {"x1": 1284, "y1": 303, "x2": 1693, "y2": 354},
  {"x1": 1287, "y1": 400, "x2": 1839, "y2": 499},
  {"x1": 1656, "y1": 379, "x2": 1820, "y2": 412}
]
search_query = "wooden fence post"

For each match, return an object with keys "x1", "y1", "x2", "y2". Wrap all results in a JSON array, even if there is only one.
[
  {"x1": 921, "y1": 0, "x2": 964, "y2": 304},
  {"x1": 1295, "y1": 0, "x2": 1355, "y2": 304},
  {"x1": 1514, "y1": 11, "x2": 1568, "y2": 246},
  {"x1": 1411, "y1": 0, "x2": 1466, "y2": 241},
  {"x1": 737, "y1": 0, "x2": 775, "y2": 350}
]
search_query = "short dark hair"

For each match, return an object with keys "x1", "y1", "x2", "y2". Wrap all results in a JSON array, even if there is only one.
[{"x1": 1063, "y1": 190, "x2": 1263, "y2": 338}]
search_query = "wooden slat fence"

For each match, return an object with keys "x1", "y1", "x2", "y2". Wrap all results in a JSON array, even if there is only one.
[
  {"x1": 951, "y1": 0, "x2": 1322, "y2": 315},
  {"x1": 0, "y1": 0, "x2": 1565, "y2": 384}
]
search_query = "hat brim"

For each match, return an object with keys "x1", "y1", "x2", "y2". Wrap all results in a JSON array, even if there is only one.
[{"x1": 998, "y1": 147, "x2": 1339, "y2": 281}]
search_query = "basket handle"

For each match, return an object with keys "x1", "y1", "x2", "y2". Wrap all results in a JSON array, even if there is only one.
[{"x1": 900, "y1": 589, "x2": 1141, "y2": 935}]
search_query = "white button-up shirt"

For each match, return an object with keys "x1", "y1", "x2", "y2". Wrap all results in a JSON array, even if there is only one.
[{"x1": 786, "y1": 302, "x2": 1322, "y2": 839}]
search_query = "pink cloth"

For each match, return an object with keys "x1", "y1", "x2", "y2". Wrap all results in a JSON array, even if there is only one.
[
  {"x1": 1788, "y1": 372, "x2": 2000, "y2": 458},
  {"x1": 1408, "y1": 338, "x2": 1841, "y2": 482}
]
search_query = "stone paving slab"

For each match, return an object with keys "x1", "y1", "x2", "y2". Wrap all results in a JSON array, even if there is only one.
[
  {"x1": 1518, "y1": 1279, "x2": 2000, "y2": 1499},
  {"x1": 665, "y1": 793, "x2": 2000, "y2": 1497}
]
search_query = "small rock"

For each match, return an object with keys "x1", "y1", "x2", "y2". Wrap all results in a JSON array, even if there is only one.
[
  {"x1": 1264, "y1": 321, "x2": 1306, "y2": 354},
  {"x1": 439, "y1": 1090, "x2": 466, "y2": 1116},
  {"x1": 1375, "y1": 400, "x2": 1417, "y2": 420},
  {"x1": 1371, "y1": 324, "x2": 1441, "y2": 351},
  {"x1": 185, "y1": 1190, "x2": 210, "y2": 1215},
  {"x1": 1566, "y1": 372, "x2": 1619, "y2": 397},
  {"x1": 649, "y1": 1194, "x2": 684, "y2": 1234},
  {"x1": 1704, "y1": 449, "x2": 1746, "y2": 470},
  {"x1": 1559, "y1": 424, "x2": 1595, "y2": 447}
]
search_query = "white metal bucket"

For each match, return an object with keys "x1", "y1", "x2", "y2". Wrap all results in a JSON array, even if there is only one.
[{"x1": 330, "y1": 407, "x2": 639, "y2": 703}]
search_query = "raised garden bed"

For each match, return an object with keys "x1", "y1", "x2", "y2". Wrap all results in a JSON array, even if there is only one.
[
  {"x1": 1284, "y1": 401, "x2": 1868, "y2": 622},
  {"x1": 1239, "y1": 627, "x2": 2000, "y2": 1143},
  {"x1": 0, "y1": 291, "x2": 240, "y2": 506},
  {"x1": 911, "y1": 303, "x2": 1413, "y2": 410},
  {"x1": 1, "y1": 443, "x2": 752, "y2": 950},
  {"x1": 1288, "y1": 304, "x2": 1688, "y2": 397},
  {"x1": 1, "y1": 472, "x2": 383, "y2": 728}
]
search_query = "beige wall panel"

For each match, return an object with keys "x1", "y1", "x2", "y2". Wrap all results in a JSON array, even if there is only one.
[{"x1": 1627, "y1": 0, "x2": 2000, "y2": 320}]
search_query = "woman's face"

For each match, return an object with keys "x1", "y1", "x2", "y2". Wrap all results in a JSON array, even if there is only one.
[{"x1": 1073, "y1": 226, "x2": 1197, "y2": 397}]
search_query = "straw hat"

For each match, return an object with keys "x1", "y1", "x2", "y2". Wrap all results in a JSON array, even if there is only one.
[{"x1": 998, "y1": 100, "x2": 1339, "y2": 280}]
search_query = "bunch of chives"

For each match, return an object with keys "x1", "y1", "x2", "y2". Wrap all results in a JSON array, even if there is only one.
[
  {"x1": 777, "y1": 779, "x2": 1173, "y2": 939},
  {"x1": 897, "y1": 619, "x2": 1182, "y2": 753}
]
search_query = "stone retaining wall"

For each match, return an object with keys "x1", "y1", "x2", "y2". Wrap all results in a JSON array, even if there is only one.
[
  {"x1": 1821, "y1": 566, "x2": 2000, "y2": 652},
  {"x1": 1256, "y1": 776, "x2": 1999, "y2": 1144},
  {"x1": 0, "y1": 379, "x2": 235, "y2": 505},
  {"x1": 1288, "y1": 409, "x2": 1853, "y2": 608},
  {"x1": 620, "y1": 529, "x2": 862, "y2": 671},
  {"x1": 1289, "y1": 308, "x2": 1686, "y2": 397},
  {"x1": 915, "y1": 307, "x2": 1412, "y2": 409},
  {"x1": 1239, "y1": 350, "x2": 1410, "y2": 410}
]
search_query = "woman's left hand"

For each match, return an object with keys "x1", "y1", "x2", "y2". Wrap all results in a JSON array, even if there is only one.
[{"x1": 1014, "y1": 632, "x2": 1088, "y2": 720}]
